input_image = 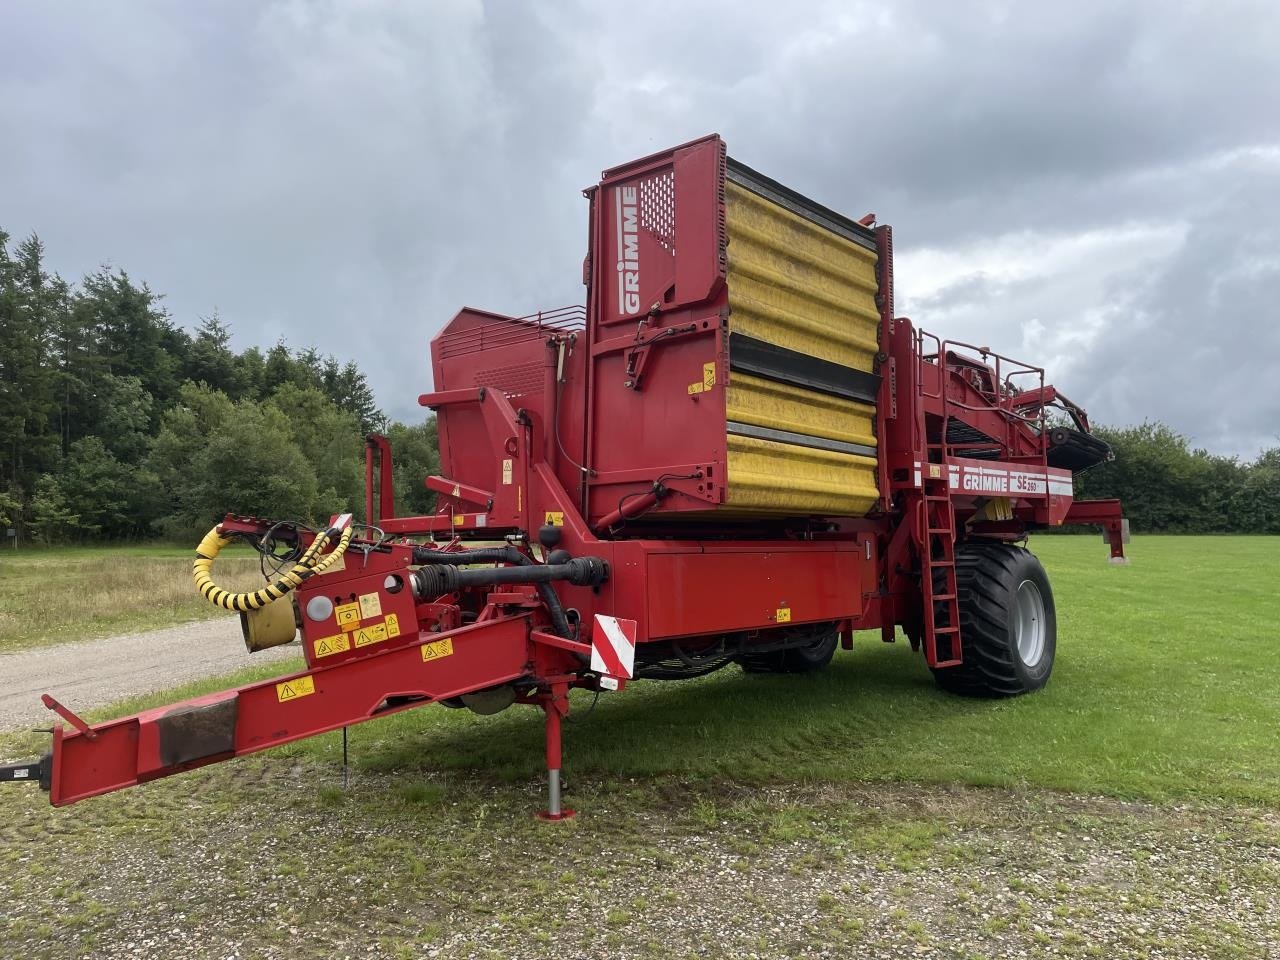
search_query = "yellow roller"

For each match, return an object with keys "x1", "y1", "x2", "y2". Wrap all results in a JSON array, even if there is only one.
[{"x1": 720, "y1": 177, "x2": 882, "y2": 517}]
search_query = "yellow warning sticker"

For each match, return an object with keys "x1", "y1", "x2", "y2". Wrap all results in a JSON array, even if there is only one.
[
  {"x1": 776, "y1": 607, "x2": 792, "y2": 623},
  {"x1": 544, "y1": 511, "x2": 564, "y2": 527},
  {"x1": 313, "y1": 634, "x2": 350, "y2": 659},
  {"x1": 358, "y1": 592, "x2": 382, "y2": 618},
  {"x1": 385, "y1": 613, "x2": 401, "y2": 637},
  {"x1": 276, "y1": 676, "x2": 316, "y2": 702},
  {"x1": 335, "y1": 602, "x2": 361, "y2": 630},
  {"x1": 928, "y1": 464, "x2": 942, "y2": 479},
  {"x1": 421, "y1": 637, "x2": 454, "y2": 662},
  {"x1": 688, "y1": 361, "x2": 717, "y2": 395},
  {"x1": 452, "y1": 514, "x2": 465, "y2": 526},
  {"x1": 353, "y1": 623, "x2": 388, "y2": 648},
  {"x1": 501, "y1": 458, "x2": 513, "y2": 485}
]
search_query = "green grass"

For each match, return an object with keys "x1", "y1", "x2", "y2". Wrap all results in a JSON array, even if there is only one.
[
  {"x1": 0, "y1": 543, "x2": 263, "y2": 652},
  {"x1": 6, "y1": 535, "x2": 1275, "y2": 806}
]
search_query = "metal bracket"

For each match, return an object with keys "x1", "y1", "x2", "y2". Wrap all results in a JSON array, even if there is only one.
[{"x1": 41, "y1": 694, "x2": 96, "y2": 740}]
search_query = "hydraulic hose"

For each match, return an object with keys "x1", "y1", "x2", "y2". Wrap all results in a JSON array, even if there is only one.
[
  {"x1": 412, "y1": 556, "x2": 607, "y2": 594},
  {"x1": 193, "y1": 523, "x2": 353, "y2": 613},
  {"x1": 411, "y1": 545, "x2": 607, "y2": 639}
]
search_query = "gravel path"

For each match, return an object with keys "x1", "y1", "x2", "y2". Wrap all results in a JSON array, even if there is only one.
[{"x1": 0, "y1": 618, "x2": 299, "y2": 731}]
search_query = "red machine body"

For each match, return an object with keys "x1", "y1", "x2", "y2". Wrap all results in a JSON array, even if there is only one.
[{"x1": 5, "y1": 135, "x2": 1127, "y2": 815}]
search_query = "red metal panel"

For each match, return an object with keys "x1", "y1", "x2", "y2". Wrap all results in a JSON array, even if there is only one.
[
  {"x1": 644, "y1": 545, "x2": 870, "y2": 639},
  {"x1": 295, "y1": 561, "x2": 420, "y2": 670},
  {"x1": 596, "y1": 134, "x2": 725, "y2": 325},
  {"x1": 584, "y1": 137, "x2": 731, "y2": 523}
]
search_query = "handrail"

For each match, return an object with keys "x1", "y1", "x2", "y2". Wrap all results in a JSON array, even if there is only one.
[{"x1": 915, "y1": 327, "x2": 1049, "y2": 467}]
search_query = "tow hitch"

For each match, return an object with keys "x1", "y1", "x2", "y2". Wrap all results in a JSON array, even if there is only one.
[{"x1": 0, "y1": 754, "x2": 51, "y2": 791}]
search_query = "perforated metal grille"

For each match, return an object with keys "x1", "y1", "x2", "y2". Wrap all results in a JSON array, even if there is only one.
[
  {"x1": 639, "y1": 171, "x2": 675, "y2": 253},
  {"x1": 474, "y1": 361, "x2": 543, "y2": 398}
]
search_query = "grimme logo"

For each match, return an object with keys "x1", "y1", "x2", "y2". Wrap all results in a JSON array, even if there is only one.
[
  {"x1": 615, "y1": 185, "x2": 640, "y2": 315},
  {"x1": 963, "y1": 473, "x2": 1010, "y2": 493}
]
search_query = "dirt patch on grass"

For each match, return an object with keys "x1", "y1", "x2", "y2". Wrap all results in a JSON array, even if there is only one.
[{"x1": 1, "y1": 764, "x2": 1275, "y2": 959}]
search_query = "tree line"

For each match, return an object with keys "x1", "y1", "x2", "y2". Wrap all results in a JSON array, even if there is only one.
[
  {"x1": 0, "y1": 229, "x2": 437, "y2": 543},
  {"x1": 1073, "y1": 422, "x2": 1280, "y2": 534},
  {"x1": 2, "y1": 229, "x2": 1276, "y2": 542}
]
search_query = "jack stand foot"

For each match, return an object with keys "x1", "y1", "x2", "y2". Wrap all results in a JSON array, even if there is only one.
[
  {"x1": 1108, "y1": 555, "x2": 1131, "y2": 565},
  {"x1": 537, "y1": 684, "x2": 575, "y2": 821},
  {"x1": 537, "y1": 768, "x2": 576, "y2": 821}
]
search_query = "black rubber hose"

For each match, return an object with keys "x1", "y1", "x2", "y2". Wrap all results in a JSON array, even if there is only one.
[
  {"x1": 412, "y1": 557, "x2": 607, "y2": 594},
  {"x1": 412, "y1": 546, "x2": 519, "y2": 566},
  {"x1": 411, "y1": 546, "x2": 605, "y2": 639},
  {"x1": 534, "y1": 582, "x2": 574, "y2": 640}
]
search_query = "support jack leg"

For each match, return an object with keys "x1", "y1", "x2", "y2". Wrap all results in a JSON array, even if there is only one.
[{"x1": 536, "y1": 682, "x2": 575, "y2": 822}]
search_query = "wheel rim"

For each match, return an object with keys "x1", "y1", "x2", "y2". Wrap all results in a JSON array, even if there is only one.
[{"x1": 1014, "y1": 579, "x2": 1046, "y2": 666}]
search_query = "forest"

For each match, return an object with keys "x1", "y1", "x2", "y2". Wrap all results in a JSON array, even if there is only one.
[
  {"x1": 1, "y1": 228, "x2": 1276, "y2": 542},
  {"x1": 0, "y1": 230, "x2": 437, "y2": 542}
]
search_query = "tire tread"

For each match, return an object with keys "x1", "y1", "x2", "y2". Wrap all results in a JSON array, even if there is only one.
[{"x1": 931, "y1": 541, "x2": 1053, "y2": 698}]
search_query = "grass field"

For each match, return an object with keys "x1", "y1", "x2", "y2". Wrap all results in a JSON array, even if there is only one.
[
  {"x1": 1, "y1": 535, "x2": 1278, "y2": 958},
  {"x1": 0, "y1": 544, "x2": 263, "y2": 652}
]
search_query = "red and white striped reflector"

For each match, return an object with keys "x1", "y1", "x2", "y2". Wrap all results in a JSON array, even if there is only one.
[{"x1": 590, "y1": 614, "x2": 636, "y2": 682}]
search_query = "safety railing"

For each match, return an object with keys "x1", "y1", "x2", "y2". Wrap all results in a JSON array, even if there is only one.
[
  {"x1": 915, "y1": 328, "x2": 1049, "y2": 467},
  {"x1": 437, "y1": 305, "x2": 586, "y2": 359}
]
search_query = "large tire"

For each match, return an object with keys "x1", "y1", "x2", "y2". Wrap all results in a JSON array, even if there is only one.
[
  {"x1": 739, "y1": 623, "x2": 839, "y2": 674},
  {"x1": 931, "y1": 542, "x2": 1056, "y2": 697}
]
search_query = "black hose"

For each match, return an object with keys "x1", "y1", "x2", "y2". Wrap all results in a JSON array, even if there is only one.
[
  {"x1": 414, "y1": 558, "x2": 606, "y2": 592},
  {"x1": 411, "y1": 546, "x2": 605, "y2": 639},
  {"x1": 411, "y1": 546, "x2": 520, "y2": 566}
]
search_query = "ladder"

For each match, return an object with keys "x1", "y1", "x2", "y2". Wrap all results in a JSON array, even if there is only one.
[{"x1": 919, "y1": 472, "x2": 962, "y2": 667}]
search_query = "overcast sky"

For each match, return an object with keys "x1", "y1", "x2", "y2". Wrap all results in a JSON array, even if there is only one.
[{"x1": 3, "y1": 1, "x2": 1278, "y2": 457}]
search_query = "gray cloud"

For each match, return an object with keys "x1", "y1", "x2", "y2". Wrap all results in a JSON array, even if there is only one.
[{"x1": 2, "y1": 0, "x2": 1277, "y2": 455}]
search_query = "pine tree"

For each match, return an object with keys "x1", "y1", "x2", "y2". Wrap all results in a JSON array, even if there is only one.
[{"x1": 0, "y1": 234, "x2": 61, "y2": 492}]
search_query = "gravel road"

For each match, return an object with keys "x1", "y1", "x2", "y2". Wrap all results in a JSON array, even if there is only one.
[{"x1": 0, "y1": 618, "x2": 298, "y2": 731}]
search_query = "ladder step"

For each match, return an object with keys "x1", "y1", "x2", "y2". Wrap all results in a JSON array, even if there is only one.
[
  {"x1": 933, "y1": 626, "x2": 961, "y2": 634},
  {"x1": 932, "y1": 658, "x2": 963, "y2": 668},
  {"x1": 932, "y1": 593, "x2": 956, "y2": 601},
  {"x1": 927, "y1": 527, "x2": 953, "y2": 534}
]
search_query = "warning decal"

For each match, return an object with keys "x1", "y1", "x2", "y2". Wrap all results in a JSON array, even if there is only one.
[
  {"x1": 353, "y1": 623, "x2": 388, "y2": 648},
  {"x1": 687, "y1": 361, "x2": 718, "y2": 395},
  {"x1": 358, "y1": 592, "x2": 383, "y2": 618},
  {"x1": 544, "y1": 511, "x2": 564, "y2": 527},
  {"x1": 385, "y1": 613, "x2": 400, "y2": 637},
  {"x1": 313, "y1": 634, "x2": 350, "y2": 659},
  {"x1": 276, "y1": 676, "x2": 316, "y2": 702},
  {"x1": 775, "y1": 607, "x2": 792, "y2": 623},
  {"x1": 335, "y1": 602, "x2": 361, "y2": 630},
  {"x1": 421, "y1": 637, "x2": 454, "y2": 662}
]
